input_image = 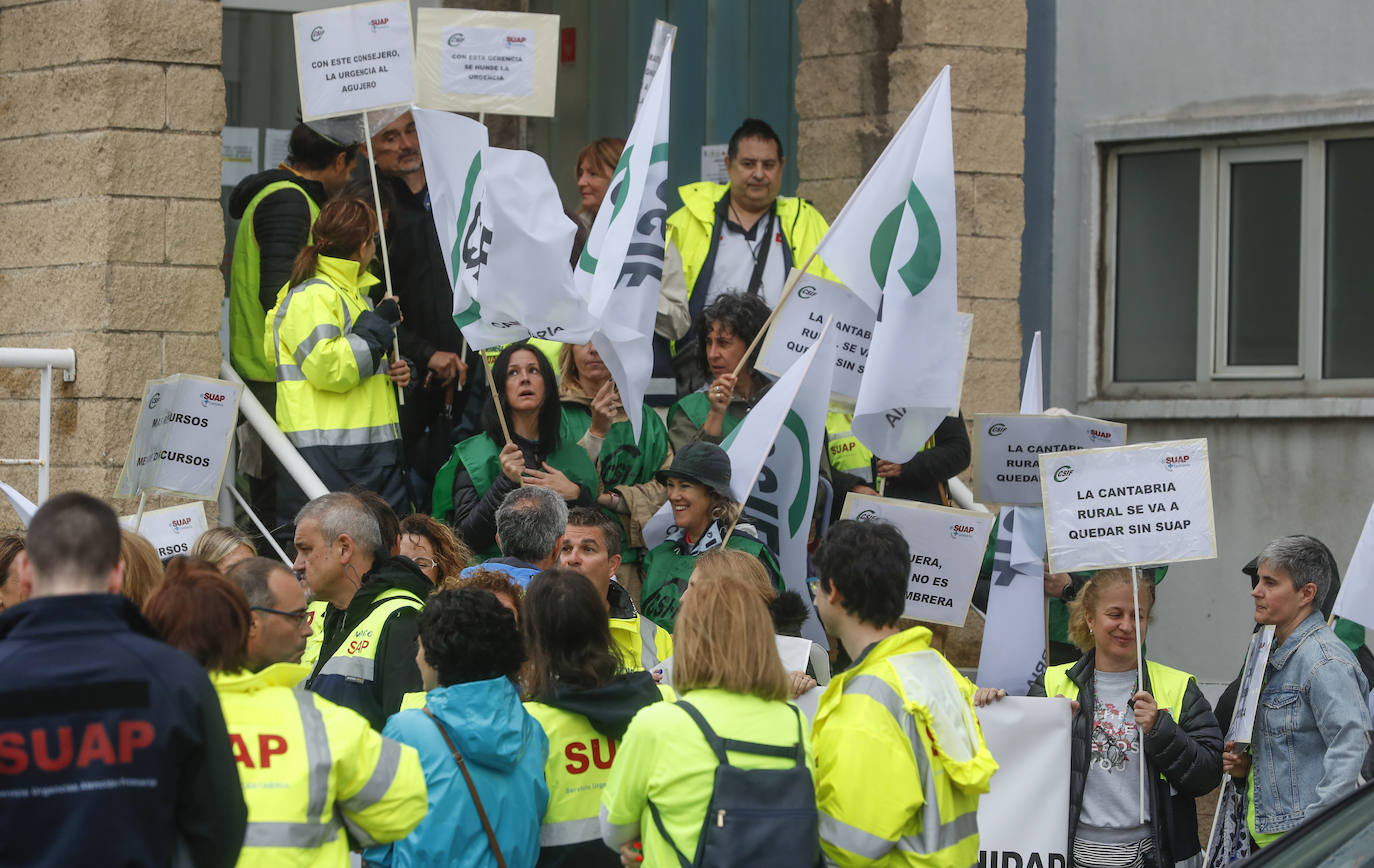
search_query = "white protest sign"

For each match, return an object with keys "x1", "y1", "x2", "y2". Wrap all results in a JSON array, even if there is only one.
[
  {"x1": 757, "y1": 269, "x2": 875, "y2": 409},
  {"x1": 976, "y1": 697, "x2": 1071, "y2": 868},
  {"x1": 840, "y1": 494, "x2": 994, "y2": 626},
  {"x1": 1225, "y1": 625, "x2": 1275, "y2": 747},
  {"x1": 415, "y1": 8, "x2": 559, "y2": 116},
  {"x1": 974, "y1": 413, "x2": 1127, "y2": 506},
  {"x1": 116, "y1": 375, "x2": 242, "y2": 501},
  {"x1": 119, "y1": 502, "x2": 208, "y2": 561},
  {"x1": 293, "y1": 1, "x2": 415, "y2": 121},
  {"x1": 1040, "y1": 438, "x2": 1216, "y2": 573}
]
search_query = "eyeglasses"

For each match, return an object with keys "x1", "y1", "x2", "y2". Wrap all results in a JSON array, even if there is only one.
[
  {"x1": 410, "y1": 557, "x2": 439, "y2": 571},
  {"x1": 252, "y1": 606, "x2": 311, "y2": 627}
]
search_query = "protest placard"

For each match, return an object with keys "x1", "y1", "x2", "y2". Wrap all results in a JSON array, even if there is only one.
[
  {"x1": 974, "y1": 413, "x2": 1127, "y2": 506},
  {"x1": 119, "y1": 502, "x2": 208, "y2": 561},
  {"x1": 1040, "y1": 439, "x2": 1216, "y2": 573},
  {"x1": 756, "y1": 269, "x2": 875, "y2": 408},
  {"x1": 1225, "y1": 624, "x2": 1275, "y2": 747},
  {"x1": 415, "y1": 8, "x2": 559, "y2": 116},
  {"x1": 293, "y1": 1, "x2": 415, "y2": 121},
  {"x1": 975, "y1": 697, "x2": 1071, "y2": 868},
  {"x1": 839, "y1": 493, "x2": 994, "y2": 626},
  {"x1": 116, "y1": 375, "x2": 242, "y2": 502}
]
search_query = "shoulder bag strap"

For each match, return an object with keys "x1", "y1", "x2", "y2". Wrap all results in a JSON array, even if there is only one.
[
  {"x1": 744, "y1": 208, "x2": 777, "y2": 297},
  {"x1": 423, "y1": 708, "x2": 508, "y2": 868}
]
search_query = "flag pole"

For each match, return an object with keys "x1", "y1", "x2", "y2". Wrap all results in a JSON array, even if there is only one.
[
  {"x1": 730, "y1": 250, "x2": 821, "y2": 379},
  {"x1": 479, "y1": 350, "x2": 514, "y2": 446},
  {"x1": 361, "y1": 111, "x2": 405, "y2": 406},
  {"x1": 1132, "y1": 564, "x2": 1146, "y2": 825}
]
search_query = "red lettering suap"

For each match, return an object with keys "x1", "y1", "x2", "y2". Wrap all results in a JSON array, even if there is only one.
[
  {"x1": 258, "y1": 734, "x2": 288, "y2": 768},
  {"x1": 118, "y1": 720, "x2": 155, "y2": 763}
]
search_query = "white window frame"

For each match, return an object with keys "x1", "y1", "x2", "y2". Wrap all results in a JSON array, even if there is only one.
[{"x1": 1096, "y1": 125, "x2": 1374, "y2": 409}]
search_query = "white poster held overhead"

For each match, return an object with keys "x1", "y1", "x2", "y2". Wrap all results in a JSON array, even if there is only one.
[
  {"x1": 839, "y1": 493, "x2": 994, "y2": 626},
  {"x1": 756, "y1": 269, "x2": 876, "y2": 408},
  {"x1": 221, "y1": 126, "x2": 258, "y2": 187},
  {"x1": 116, "y1": 375, "x2": 242, "y2": 501},
  {"x1": 976, "y1": 697, "x2": 1071, "y2": 868},
  {"x1": 293, "y1": 1, "x2": 415, "y2": 121},
  {"x1": 119, "y1": 502, "x2": 208, "y2": 561},
  {"x1": 974, "y1": 413, "x2": 1127, "y2": 506},
  {"x1": 1040, "y1": 438, "x2": 1216, "y2": 573},
  {"x1": 415, "y1": 8, "x2": 559, "y2": 116}
]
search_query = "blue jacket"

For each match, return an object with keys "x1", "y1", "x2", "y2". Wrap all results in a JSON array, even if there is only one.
[
  {"x1": 0, "y1": 595, "x2": 246, "y2": 868},
  {"x1": 365, "y1": 676, "x2": 550, "y2": 867},
  {"x1": 1252, "y1": 612, "x2": 1373, "y2": 834},
  {"x1": 460, "y1": 557, "x2": 542, "y2": 589}
]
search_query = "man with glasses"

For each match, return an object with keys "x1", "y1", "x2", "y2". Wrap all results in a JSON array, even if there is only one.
[{"x1": 227, "y1": 557, "x2": 314, "y2": 671}]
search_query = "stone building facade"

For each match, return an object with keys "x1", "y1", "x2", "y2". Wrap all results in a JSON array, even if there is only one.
[{"x1": 0, "y1": 0, "x2": 227, "y2": 525}]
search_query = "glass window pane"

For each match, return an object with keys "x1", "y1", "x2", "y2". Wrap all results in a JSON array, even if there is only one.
[
  {"x1": 1227, "y1": 160, "x2": 1301, "y2": 367},
  {"x1": 1114, "y1": 151, "x2": 1200, "y2": 382},
  {"x1": 1324, "y1": 138, "x2": 1374, "y2": 379}
]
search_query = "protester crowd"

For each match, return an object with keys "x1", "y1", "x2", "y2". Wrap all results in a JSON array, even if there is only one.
[{"x1": 0, "y1": 110, "x2": 1370, "y2": 868}]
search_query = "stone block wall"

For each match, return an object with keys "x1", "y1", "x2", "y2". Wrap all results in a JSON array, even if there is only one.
[
  {"x1": 0, "y1": 0, "x2": 226, "y2": 528},
  {"x1": 796, "y1": 0, "x2": 1026, "y2": 422}
]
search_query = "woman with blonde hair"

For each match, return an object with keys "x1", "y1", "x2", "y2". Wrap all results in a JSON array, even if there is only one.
[
  {"x1": 976, "y1": 569, "x2": 1221, "y2": 868},
  {"x1": 120, "y1": 530, "x2": 165, "y2": 609},
  {"x1": 600, "y1": 571, "x2": 818, "y2": 867},
  {"x1": 189, "y1": 526, "x2": 256, "y2": 571},
  {"x1": 639, "y1": 442, "x2": 781, "y2": 633},
  {"x1": 573, "y1": 137, "x2": 626, "y2": 227}
]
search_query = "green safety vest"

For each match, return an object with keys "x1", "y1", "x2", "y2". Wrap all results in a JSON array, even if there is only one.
[
  {"x1": 314, "y1": 588, "x2": 425, "y2": 684},
  {"x1": 230, "y1": 179, "x2": 319, "y2": 383},
  {"x1": 430, "y1": 413, "x2": 601, "y2": 560},
  {"x1": 639, "y1": 532, "x2": 779, "y2": 633},
  {"x1": 666, "y1": 392, "x2": 744, "y2": 441}
]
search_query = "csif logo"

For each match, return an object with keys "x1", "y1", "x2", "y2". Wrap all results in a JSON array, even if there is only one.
[
  {"x1": 202, "y1": 392, "x2": 226, "y2": 408},
  {"x1": 1163, "y1": 454, "x2": 1190, "y2": 471},
  {"x1": 448, "y1": 32, "x2": 464, "y2": 46},
  {"x1": 369, "y1": 17, "x2": 389, "y2": 32},
  {"x1": 310, "y1": 25, "x2": 324, "y2": 42},
  {"x1": 988, "y1": 423, "x2": 1007, "y2": 436},
  {"x1": 1089, "y1": 428, "x2": 1112, "y2": 443},
  {"x1": 950, "y1": 523, "x2": 976, "y2": 539},
  {"x1": 797, "y1": 284, "x2": 818, "y2": 300},
  {"x1": 147, "y1": 392, "x2": 161, "y2": 410},
  {"x1": 856, "y1": 509, "x2": 879, "y2": 522},
  {"x1": 1053, "y1": 465, "x2": 1074, "y2": 483}
]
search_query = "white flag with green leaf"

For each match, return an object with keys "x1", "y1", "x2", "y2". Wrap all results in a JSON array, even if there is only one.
[
  {"x1": 574, "y1": 23, "x2": 675, "y2": 439},
  {"x1": 813, "y1": 66, "x2": 964, "y2": 462}
]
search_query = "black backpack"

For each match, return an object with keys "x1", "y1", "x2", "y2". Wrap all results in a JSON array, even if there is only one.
[{"x1": 648, "y1": 700, "x2": 820, "y2": 868}]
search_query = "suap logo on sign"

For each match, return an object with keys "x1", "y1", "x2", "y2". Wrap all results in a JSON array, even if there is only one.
[
  {"x1": 448, "y1": 32, "x2": 464, "y2": 46},
  {"x1": 170, "y1": 517, "x2": 193, "y2": 534},
  {"x1": 1089, "y1": 428, "x2": 1112, "y2": 443},
  {"x1": 856, "y1": 509, "x2": 879, "y2": 522},
  {"x1": 797, "y1": 284, "x2": 818, "y2": 300},
  {"x1": 505, "y1": 34, "x2": 527, "y2": 46},
  {"x1": 950, "y1": 523, "x2": 976, "y2": 540},
  {"x1": 202, "y1": 392, "x2": 226, "y2": 408},
  {"x1": 310, "y1": 25, "x2": 324, "y2": 42},
  {"x1": 369, "y1": 17, "x2": 390, "y2": 32},
  {"x1": 988, "y1": 422, "x2": 1007, "y2": 436},
  {"x1": 1162, "y1": 454, "x2": 1190, "y2": 471},
  {"x1": 1053, "y1": 466, "x2": 1074, "y2": 483}
]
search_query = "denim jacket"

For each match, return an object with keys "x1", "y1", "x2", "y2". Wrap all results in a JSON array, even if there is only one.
[{"x1": 1251, "y1": 612, "x2": 1372, "y2": 834}]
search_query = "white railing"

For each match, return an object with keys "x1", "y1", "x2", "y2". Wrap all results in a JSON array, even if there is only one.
[{"x1": 0, "y1": 348, "x2": 77, "y2": 504}]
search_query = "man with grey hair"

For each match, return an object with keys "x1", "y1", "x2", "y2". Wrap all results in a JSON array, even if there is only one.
[
  {"x1": 1222, "y1": 534, "x2": 1372, "y2": 847},
  {"x1": 459, "y1": 485, "x2": 567, "y2": 587},
  {"x1": 295, "y1": 492, "x2": 434, "y2": 730},
  {"x1": 227, "y1": 556, "x2": 314, "y2": 670}
]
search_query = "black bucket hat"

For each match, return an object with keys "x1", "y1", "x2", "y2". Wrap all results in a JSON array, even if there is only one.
[{"x1": 655, "y1": 442, "x2": 733, "y2": 499}]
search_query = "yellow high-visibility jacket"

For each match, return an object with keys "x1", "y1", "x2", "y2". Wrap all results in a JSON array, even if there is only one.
[
  {"x1": 212, "y1": 662, "x2": 428, "y2": 866},
  {"x1": 813, "y1": 628, "x2": 997, "y2": 867}
]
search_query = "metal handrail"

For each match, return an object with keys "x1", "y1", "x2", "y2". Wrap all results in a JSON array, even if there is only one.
[
  {"x1": 219, "y1": 362, "x2": 329, "y2": 501},
  {"x1": 0, "y1": 348, "x2": 77, "y2": 504}
]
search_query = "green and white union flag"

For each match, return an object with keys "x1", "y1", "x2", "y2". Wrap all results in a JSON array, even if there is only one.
[{"x1": 813, "y1": 65, "x2": 962, "y2": 463}]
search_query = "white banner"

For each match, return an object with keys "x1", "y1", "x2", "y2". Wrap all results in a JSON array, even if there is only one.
[
  {"x1": 974, "y1": 413, "x2": 1127, "y2": 506},
  {"x1": 1040, "y1": 439, "x2": 1217, "y2": 573},
  {"x1": 976, "y1": 697, "x2": 1071, "y2": 868},
  {"x1": 1334, "y1": 499, "x2": 1374, "y2": 631},
  {"x1": 293, "y1": 1, "x2": 415, "y2": 121},
  {"x1": 119, "y1": 502, "x2": 208, "y2": 561},
  {"x1": 839, "y1": 493, "x2": 994, "y2": 626},
  {"x1": 756, "y1": 270, "x2": 874, "y2": 409},
  {"x1": 415, "y1": 8, "x2": 560, "y2": 117},
  {"x1": 116, "y1": 375, "x2": 242, "y2": 501},
  {"x1": 1225, "y1": 625, "x2": 1275, "y2": 747}
]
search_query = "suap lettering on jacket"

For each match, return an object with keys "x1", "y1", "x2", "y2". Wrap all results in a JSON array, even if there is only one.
[
  {"x1": 564, "y1": 738, "x2": 616, "y2": 774},
  {"x1": 0, "y1": 720, "x2": 156, "y2": 775},
  {"x1": 228, "y1": 733, "x2": 288, "y2": 769},
  {"x1": 979, "y1": 851, "x2": 1067, "y2": 868}
]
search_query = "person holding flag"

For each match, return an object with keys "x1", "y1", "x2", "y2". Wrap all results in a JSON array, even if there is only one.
[
  {"x1": 639, "y1": 442, "x2": 781, "y2": 633},
  {"x1": 665, "y1": 293, "x2": 773, "y2": 451}
]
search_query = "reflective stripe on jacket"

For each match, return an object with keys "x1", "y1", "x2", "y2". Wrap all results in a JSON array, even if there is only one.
[
  {"x1": 309, "y1": 588, "x2": 424, "y2": 729},
  {"x1": 212, "y1": 662, "x2": 427, "y2": 864},
  {"x1": 609, "y1": 614, "x2": 673, "y2": 672},
  {"x1": 813, "y1": 628, "x2": 996, "y2": 867},
  {"x1": 231, "y1": 179, "x2": 319, "y2": 383}
]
